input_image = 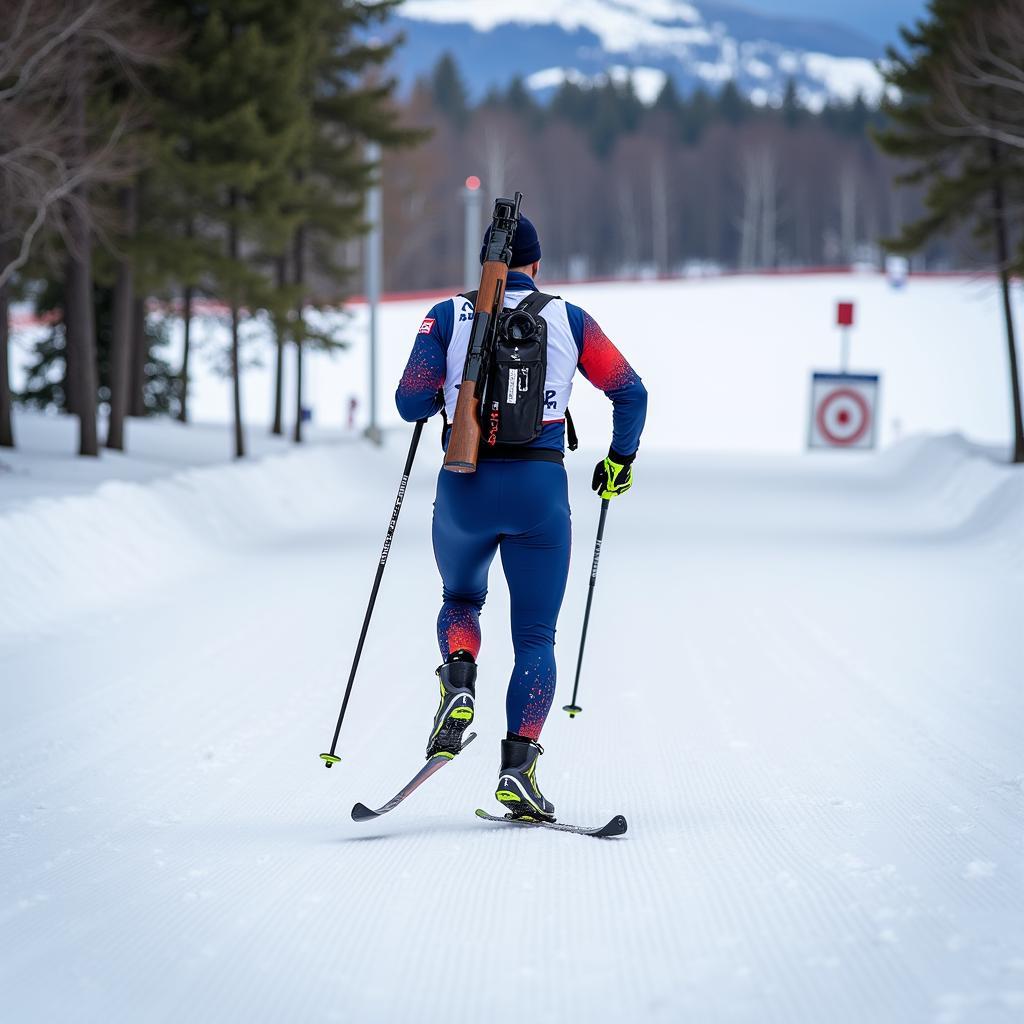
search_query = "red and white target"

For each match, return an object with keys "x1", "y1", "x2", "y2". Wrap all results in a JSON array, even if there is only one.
[{"x1": 808, "y1": 372, "x2": 880, "y2": 450}]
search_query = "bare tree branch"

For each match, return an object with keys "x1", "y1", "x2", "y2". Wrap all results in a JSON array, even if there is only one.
[
  {"x1": 0, "y1": 2, "x2": 100, "y2": 102},
  {"x1": 0, "y1": 0, "x2": 166, "y2": 286},
  {"x1": 927, "y1": 3, "x2": 1024, "y2": 152}
]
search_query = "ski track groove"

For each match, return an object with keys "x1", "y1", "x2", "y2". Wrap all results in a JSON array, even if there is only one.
[{"x1": 676, "y1": 631, "x2": 921, "y2": 1022}]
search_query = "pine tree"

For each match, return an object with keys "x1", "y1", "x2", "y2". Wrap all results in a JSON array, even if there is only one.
[
  {"x1": 782, "y1": 79, "x2": 803, "y2": 128},
  {"x1": 431, "y1": 52, "x2": 470, "y2": 129},
  {"x1": 276, "y1": 0, "x2": 423, "y2": 443},
  {"x1": 652, "y1": 77, "x2": 682, "y2": 116},
  {"x1": 503, "y1": 76, "x2": 541, "y2": 127},
  {"x1": 681, "y1": 87, "x2": 714, "y2": 144},
  {"x1": 18, "y1": 276, "x2": 174, "y2": 415},
  {"x1": 149, "y1": 1, "x2": 309, "y2": 457},
  {"x1": 717, "y1": 81, "x2": 748, "y2": 124},
  {"x1": 875, "y1": 0, "x2": 1024, "y2": 462}
]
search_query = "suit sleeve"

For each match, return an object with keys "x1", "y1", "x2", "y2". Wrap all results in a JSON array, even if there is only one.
[
  {"x1": 395, "y1": 300, "x2": 452, "y2": 422},
  {"x1": 567, "y1": 302, "x2": 648, "y2": 458}
]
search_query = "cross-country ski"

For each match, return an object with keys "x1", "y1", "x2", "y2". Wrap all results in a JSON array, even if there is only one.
[
  {"x1": 474, "y1": 808, "x2": 628, "y2": 839},
  {"x1": 351, "y1": 733, "x2": 477, "y2": 821}
]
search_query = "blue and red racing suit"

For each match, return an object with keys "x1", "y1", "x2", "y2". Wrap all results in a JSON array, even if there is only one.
[{"x1": 395, "y1": 271, "x2": 647, "y2": 739}]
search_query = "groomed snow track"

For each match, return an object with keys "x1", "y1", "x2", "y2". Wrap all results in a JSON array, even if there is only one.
[{"x1": 1, "y1": 432, "x2": 1022, "y2": 1023}]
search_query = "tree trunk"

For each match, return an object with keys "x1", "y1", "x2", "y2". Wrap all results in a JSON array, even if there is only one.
[
  {"x1": 65, "y1": 237, "x2": 99, "y2": 456},
  {"x1": 0, "y1": 264, "x2": 13, "y2": 448},
  {"x1": 177, "y1": 218, "x2": 195, "y2": 424},
  {"x1": 106, "y1": 186, "x2": 137, "y2": 451},
  {"x1": 759, "y1": 149, "x2": 778, "y2": 270},
  {"x1": 651, "y1": 157, "x2": 669, "y2": 275},
  {"x1": 65, "y1": 222, "x2": 99, "y2": 455},
  {"x1": 989, "y1": 141, "x2": 1024, "y2": 463},
  {"x1": 294, "y1": 337, "x2": 304, "y2": 444},
  {"x1": 839, "y1": 165, "x2": 858, "y2": 264},
  {"x1": 177, "y1": 284, "x2": 193, "y2": 423},
  {"x1": 271, "y1": 255, "x2": 287, "y2": 435},
  {"x1": 228, "y1": 189, "x2": 245, "y2": 458},
  {"x1": 230, "y1": 300, "x2": 244, "y2": 457},
  {"x1": 293, "y1": 225, "x2": 306, "y2": 444},
  {"x1": 738, "y1": 152, "x2": 759, "y2": 270},
  {"x1": 62, "y1": 256, "x2": 80, "y2": 416},
  {"x1": 129, "y1": 296, "x2": 147, "y2": 417},
  {"x1": 66, "y1": 42, "x2": 99, "y2": 456}
]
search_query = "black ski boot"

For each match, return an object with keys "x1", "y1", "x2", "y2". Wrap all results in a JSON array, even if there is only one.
[
  {"x1": 495, "y1": 737, "x2": 555, "y2": 821},
  {"x1": 425, "y1": 652, "x2": 476, "y2": 759}
]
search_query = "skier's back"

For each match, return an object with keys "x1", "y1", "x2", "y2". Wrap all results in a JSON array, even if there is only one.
[{"x1": 395, "y1": 214, "x2": 647, "y2": 820}]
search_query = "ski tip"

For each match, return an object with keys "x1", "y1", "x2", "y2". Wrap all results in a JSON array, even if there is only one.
[
  {"x1": 474, "y1": 808, "x2": 491, "y2": 820},
  {"x1": 351, "y1": 802, "x2": 380, "y2": 822},
  {"x1": 597, "y1": 814, "x2": 628, "y2": 838}
]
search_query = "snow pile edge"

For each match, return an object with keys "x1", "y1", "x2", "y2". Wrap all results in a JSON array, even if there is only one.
[
  {"x1": 1, "y1": 434, "x2": 1021, "y2": 641},
  {"x1": 0, "y1": 445, "x2": 357, "y2": 638}
]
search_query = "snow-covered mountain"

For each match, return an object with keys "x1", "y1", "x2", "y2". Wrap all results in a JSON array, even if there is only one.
[{"x1": 393, "y1": 0, "x2": 886, "y2": 109}]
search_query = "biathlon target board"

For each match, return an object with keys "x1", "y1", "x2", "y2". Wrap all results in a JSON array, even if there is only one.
[{"x1": 808, "y1": 372, "x2": 880, "y2": 450}]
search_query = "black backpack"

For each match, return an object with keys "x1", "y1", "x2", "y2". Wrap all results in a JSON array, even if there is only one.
[{"x1": 455, "y1": 290, "x2": 578, "y2": 451}]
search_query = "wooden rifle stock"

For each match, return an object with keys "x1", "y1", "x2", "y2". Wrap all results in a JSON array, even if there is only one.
[{"x1": 443, "y1": 195, "x2": 522, "y2": 473}]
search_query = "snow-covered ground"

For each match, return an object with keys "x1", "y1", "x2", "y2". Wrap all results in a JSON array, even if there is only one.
[
  {"x1": 1, "y1": 403, "x2": 1022, "y2": 1021},
  {"x1": 9, "y1": 271, "x2": 1023, "y2": 458}
]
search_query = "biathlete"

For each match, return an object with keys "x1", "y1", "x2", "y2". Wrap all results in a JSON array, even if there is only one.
[{"x1": 395, "y1": 214, "x2": 647, "y2": 820}]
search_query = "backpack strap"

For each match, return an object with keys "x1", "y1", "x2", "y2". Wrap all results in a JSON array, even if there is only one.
[
  {"x1": 513, "y1": 291, "x2": 559, "y2": 317},
  {"x1": 512, "y1": 291, "x2": 578, "y2": 452},
  {"x1": 451, "y1": 291, "x2": 578, "y2": 452}
]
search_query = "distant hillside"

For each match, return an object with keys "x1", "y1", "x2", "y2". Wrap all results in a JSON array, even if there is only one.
[{"x1": 392, "y1": 0, "x2": 886, "y2": 109}]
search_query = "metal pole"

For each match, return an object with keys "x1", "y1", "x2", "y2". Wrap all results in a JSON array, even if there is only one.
[
  {"x1": 321, "y1": 419, "x2": 426, "y2": 766},
  {"x1": 840, "y1": 326, "x2": 850, "y2": 373},
  {"x1": 365, "y1": 142, "x2": 383, "y2": 446},
  {"x1": 563, "y1": 498, "x2": 611, "y2": 719},
  {"x1": 463, "y1": 175, "x2": 482, "y2": 290}
]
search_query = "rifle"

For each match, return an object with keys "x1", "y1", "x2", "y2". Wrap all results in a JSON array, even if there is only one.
[{"x1": 443, "y1": 191, "x2": 523, "y2": 474}]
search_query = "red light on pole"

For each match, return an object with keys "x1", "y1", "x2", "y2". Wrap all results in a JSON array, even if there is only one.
[
  {"x1": 837, "y1": 301, "x2": 854, "y2": 327},
  {"x1": 465, "y1": 175, "x2": 481, "y2": 191}
]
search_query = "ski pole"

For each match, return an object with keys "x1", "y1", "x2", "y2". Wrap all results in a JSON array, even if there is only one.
[
  {"x1": 320, "y1": 419, "x2": 426, "y2": 766},
  {"x1": 563, "y1": 497, "x2": 610, "y2": 719}
]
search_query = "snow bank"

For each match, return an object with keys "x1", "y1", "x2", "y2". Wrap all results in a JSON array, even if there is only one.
[
  {"x1": 2, "y1": 421, "x2": 1020, "y2": 642},
  {"x1": 0, "y1": 442, "x2": 360, "y2": 638},
  {"x1": 873, "y1": 433, "x2": 1024, "y2": 568}
]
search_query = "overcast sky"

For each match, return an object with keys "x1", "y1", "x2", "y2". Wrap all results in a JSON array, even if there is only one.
[{"x1": 739, "y1": 0, "x2": 928, "y2": 46}]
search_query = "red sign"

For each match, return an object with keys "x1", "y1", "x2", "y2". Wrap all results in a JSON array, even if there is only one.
[{"x1": 837, "y1": 301, "x2": 854, "y2": 326}]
